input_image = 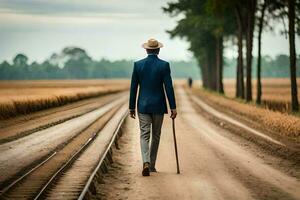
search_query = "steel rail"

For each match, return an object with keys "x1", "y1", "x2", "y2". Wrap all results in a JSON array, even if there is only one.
[
  {"x1": 33, "y1": 136, "x2": 95, "y2": 200},
  {"x1": 78, "y1": 109, "x2": 128, "y2": 200},
  {"x1": 0, "y1": 151, "x2": 57, "y2": 195}
]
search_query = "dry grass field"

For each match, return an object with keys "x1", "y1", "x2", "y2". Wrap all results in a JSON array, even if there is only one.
[
  {"x1": 190, "y1": 78, "x2": 300, "y2": 140},
  {"x1": 191, "y1": 78, "x2": 300, "y2": 113},
  {"x1": 191, "y1": 87, "x2": 300, "y2": 140},
  {"x1": 223, "y1": 78, "x2": 300, "y2": 113},
  {"x1": 0, "y1": 80, "x2": 129, "y2": 120}
]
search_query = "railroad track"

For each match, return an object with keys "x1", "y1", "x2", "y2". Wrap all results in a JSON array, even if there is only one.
[
  {"x1": 0, "y1": 97, "x2": 128, "y2": 199},
  {"x1": 0, "y1": 95, "x2": 127, "y2": 186}
]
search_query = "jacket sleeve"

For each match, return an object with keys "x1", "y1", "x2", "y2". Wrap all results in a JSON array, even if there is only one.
[
  {"x1": 163, "y1": 62, "x2": 176, "y2": 110},
  {"x1": 129, "y1": 62, "x2": 139, "y2": 110}
]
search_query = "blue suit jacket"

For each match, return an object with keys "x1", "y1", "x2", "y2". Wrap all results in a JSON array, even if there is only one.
[{"x1": 129, "y1": 54, "x2": 176, "y2": 114}]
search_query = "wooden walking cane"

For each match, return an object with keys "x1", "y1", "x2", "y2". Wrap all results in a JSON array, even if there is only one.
[{"x1": 172, "y1": 118, "x2": 180, "y2": 174}]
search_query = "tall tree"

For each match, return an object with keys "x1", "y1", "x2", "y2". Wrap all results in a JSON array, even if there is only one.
[
  {"x1": 245, "y1": 0, "x2": 258, "y2": 101},
  {"x1": 163, "y1": 0, "x2": 218, "y2": 91},
  {"x1": 205, "y1": 0, "x2": 235, "y2": 94},
  {"x1": 288, "y1": 0, "x2": 299, "y2": 111},
  {"x1": 12, "y1": 54, "x2": 29, "y2": 79},
  {"x1": 216, "y1": 36, "x2": 224, "y2": 93},
  {"x1": 232, "y1": 0, "x2": 257, "y2": 100},
  {"x1": 256, "y1": 0, "x2": 268, "y2": 104},
  {"x1": 267, "y1": 0, "x2": 299, "y2": 111},
  {"x1": 13, "y1": 54, "x2": 28, "y2": 67},
  {"x1": 164, "y1": 0, "x2": 235, "y2": 93},
  {"x1": 234, "y1": 3, "x2": 246, "y2": 99}
]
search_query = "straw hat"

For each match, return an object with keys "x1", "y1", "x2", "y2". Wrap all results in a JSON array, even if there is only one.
[{"x1": 142, "y1": 38, "x2": 163, "y2": 49}]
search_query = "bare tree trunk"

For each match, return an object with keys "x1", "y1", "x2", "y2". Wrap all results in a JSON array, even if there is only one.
[
  {"x1": 208, "y1": 49, "x2": 217, "y2": 91},
  {"x1": 245, "y1": 0, "x2": 257, "y2": 101},
  {"x1": 256, "y1": 0, "x2": 267, "y2": 104},
  {"x1": 235, "y1": 7, "x2": 245, "y2": 99},
  {"x1": 216, "y1": 36, "x2": 224, "y2": 94},
  {"x1": 288, "y1": 0, "x2": 299, "y2": 111}
]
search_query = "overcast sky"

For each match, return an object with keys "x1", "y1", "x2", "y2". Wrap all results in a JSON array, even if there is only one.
[{"x1": 0, "y1": 0, "x2": 299, "y2": 63}]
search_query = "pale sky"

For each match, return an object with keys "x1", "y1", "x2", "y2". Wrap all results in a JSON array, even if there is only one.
[{"x1": 0, "y1": 0, "x2": 299, "y2": 63}]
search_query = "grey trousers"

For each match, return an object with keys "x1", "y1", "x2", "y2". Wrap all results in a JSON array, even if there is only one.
[{"x1": 138, "y1": 113, "x2": 164, "y2": 168}]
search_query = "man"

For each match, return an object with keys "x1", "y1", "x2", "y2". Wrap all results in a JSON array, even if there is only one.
[
  {"x1": 129, "y1": 38, "x2": 177, "y2": 176},
  {"x1": 188, "y1": 77, "x2": 193, "y2": 88}
]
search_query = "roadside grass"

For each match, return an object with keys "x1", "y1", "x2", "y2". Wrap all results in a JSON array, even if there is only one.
[
  {"x1": 0, "y1": 80, "x2": 129, "y2": 120},
  {"x1": 190, "y1": 86, "x2": 300, "y2": 140}
]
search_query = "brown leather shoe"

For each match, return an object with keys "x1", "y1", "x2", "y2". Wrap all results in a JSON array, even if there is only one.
[{"x1": 142, "y1": 162, "x2": 150, "y2": 176}]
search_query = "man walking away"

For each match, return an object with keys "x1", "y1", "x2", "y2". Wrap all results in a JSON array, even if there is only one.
[
  {"x1": 129, "y1": 38, "x2": 177, "y2": 176},
  {"x1": 188, "y1": 77, "x2": 193, "y2": 88}
]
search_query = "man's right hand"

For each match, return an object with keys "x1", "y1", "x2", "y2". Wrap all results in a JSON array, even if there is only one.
[{"x1": 130, "y1": 110, "x2": 136, "y2": 119}]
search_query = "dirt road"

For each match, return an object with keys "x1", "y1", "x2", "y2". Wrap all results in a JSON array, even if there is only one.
[{"x1": 100, "y1": 86, "x2": 300, "y2": 200}]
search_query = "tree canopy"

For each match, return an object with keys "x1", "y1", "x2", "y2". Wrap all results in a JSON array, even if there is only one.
[{"x1": 164, "y1": 0, "x2": 300, "y2": 111}]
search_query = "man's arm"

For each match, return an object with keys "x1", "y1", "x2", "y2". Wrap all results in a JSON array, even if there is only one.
[
  {"x1": 163, "y1": 62, "x2": 177, "y2": 119},
  {"x1": 129, "y1": 62, "x2": 138, "y2": 118}
]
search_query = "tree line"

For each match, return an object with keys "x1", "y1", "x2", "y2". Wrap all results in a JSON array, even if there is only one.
[
  {"x1": 224, "y1": 55, "x2": 300, "y2": 78},
  {"x1": 0, "y1": 47, "x2": 297, "y2": 80},
  {"x1": 163, "y1": 0, "x2": 300, "y2": 111},
  {"x1": 0, "y1": 47, "x2": 200, "y2": 80}
]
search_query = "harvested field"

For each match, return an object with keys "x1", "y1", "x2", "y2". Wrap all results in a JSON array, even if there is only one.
[
  {"x1": 190, "y1": 86, "x2": 300, "y2": 141},
  {"x1": 0, "y1": 80, "x2": 129, "y2": 120},
  {"x1": 222, "y1": 78, "x2": 300, "y2": 113}
]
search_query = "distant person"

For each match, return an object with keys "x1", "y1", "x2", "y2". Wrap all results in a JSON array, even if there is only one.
[
  {"x1": 129, "y1": 38, "x2": 177, "y2": 176},
  {"x1": 188, "y1": 77, "x2": 193, "y2": 88}
]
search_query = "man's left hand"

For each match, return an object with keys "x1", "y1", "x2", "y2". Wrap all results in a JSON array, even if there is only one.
[
  {"x1": 170, "y1": 109, "x2": 177, "y2": 119},
  {"x1": 130, "y1": 110, "x2": 136, "y2": 119}
]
